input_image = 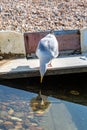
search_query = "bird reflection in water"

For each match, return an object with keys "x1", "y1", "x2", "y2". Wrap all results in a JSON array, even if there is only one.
[{"x1": 30, "y1": 90, "x2": 50, "y2": 113}]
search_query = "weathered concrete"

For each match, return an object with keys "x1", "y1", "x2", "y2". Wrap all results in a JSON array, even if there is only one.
[
  {"x1": 0, "y1": 54, "x2": 87, "y2": 79},
  {"x1": 0, "y1": 31, "x2": 25, "y2": 55},
  {"x1": 80, "y1": 28, "x2": 87, "y2": 53}
]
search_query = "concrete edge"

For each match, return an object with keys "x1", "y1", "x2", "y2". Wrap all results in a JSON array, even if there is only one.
[
  {"x1": 0, "y1": 31, "x2": 26, "y2": 58},
  {"x1": 80, "y1": 28, "x2": 87, "y2": 53},
  {"x1": 0, "y1": 64, "x2": 87, "y2": 79}
]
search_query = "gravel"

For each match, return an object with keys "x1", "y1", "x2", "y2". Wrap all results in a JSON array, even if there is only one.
[{"x1": 0, "y1": 0, "x2": 87, "y2": 33}]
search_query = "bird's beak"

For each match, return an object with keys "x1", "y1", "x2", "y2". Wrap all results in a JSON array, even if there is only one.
[{"x1": 40, "y1": 76, "x2": 43, "y2": 83}]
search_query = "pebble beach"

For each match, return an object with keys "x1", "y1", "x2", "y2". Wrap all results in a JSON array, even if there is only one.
[{"x1": 0, "y1": 0, "x2": 87, "y2": 33}]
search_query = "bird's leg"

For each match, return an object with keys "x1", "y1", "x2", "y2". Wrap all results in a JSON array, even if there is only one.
[{"x1": 48, "y1": 61, "x2": 52, "y2": 67}]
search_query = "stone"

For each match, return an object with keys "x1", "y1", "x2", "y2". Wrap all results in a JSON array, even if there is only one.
[
  {"x1": 8, "y1": 109, "x2": 14, "y2": 115},
  {"x1": 0, "y1": 111, "x2": 8, "y2": 117},
  {"x1": 0, "y1": 120, "x2": 3, "y2": 124},
  {"x1": 10, "y1": 116, "x2": 22, "y2": 121},
  {"x1": 0, "y1": 5, "x2": 2, "y2": 12},
  {"x1": 0, "y1": 56, "x2": 3, "y2": 60},
  {"x1": 15, "y1": 125, "x2": 22, "y2": 129},
  {"x1": 4, "y1": 121, "x2": 13, "y2": 125},
  {"x1": 31, "y1": 123, "x2": 38, "y2": 127},
  {"x1": 15, "y1": 112, "x2": 24, "y2": 117}
]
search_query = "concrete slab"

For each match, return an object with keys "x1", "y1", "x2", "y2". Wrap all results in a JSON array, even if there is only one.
[
  {"x1": 0, "y1": 31, "x2": 25, "y2": 54},
  {"x1": 0, "y1": 54, "x2": 87, "y2": 79}
]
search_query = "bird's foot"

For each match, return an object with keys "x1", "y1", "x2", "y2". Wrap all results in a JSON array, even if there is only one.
[{"x1": 48, "y1": 63, "x2": 52, "y2": 67}]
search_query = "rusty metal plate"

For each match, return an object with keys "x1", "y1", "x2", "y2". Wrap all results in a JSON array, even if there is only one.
[
  {"x1": 24, "y1": 32, "x2": 48, "y2": 54},
  {"x1": 24, "y1": 30, "x2": 81, "y2": 55},
  {"x1": 57, "y1": 34, "x2": 80, "y2": 51}
]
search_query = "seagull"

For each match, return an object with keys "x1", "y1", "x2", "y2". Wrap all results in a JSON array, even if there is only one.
[{"x1": 36, "y1": 32, "x2": 59, "y2": 83}]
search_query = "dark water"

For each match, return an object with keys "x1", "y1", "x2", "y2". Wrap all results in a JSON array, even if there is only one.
[{"x1": 0, "y1": 73, "x2": 87, "y2": 130}]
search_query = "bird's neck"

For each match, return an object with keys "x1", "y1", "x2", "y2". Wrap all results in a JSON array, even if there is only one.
[{"x1": 40, "y1": 59, "x2": 47, "y2": 77}]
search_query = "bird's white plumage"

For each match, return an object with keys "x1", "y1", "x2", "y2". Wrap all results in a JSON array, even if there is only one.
[{"x1": 36, "y1": 33, "x2": 59, "y2": 79}]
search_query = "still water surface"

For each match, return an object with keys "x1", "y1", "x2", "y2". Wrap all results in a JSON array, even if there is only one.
[{"x1": 0, "y1": 73, "x2": 87, "y2": 130}]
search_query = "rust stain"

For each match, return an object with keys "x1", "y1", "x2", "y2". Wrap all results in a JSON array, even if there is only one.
[
  {"x1": 0, "y1": 60, "x2": 10, "y2": 67},
  {"x1": 24, "y1": 32, "x2": 48, "y2": 54}
]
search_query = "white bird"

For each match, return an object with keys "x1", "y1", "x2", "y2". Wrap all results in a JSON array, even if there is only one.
[{"x1": 36, "y1": 33, "x2": 59, "y2": 83}]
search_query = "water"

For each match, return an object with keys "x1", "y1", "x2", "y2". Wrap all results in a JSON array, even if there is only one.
[{"x1": 0, "y1": 73, "x2": 87, "y2": 130}]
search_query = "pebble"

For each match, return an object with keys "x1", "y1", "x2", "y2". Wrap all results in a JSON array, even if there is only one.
[
  {"x1": 15, "y1": 124, "x2": 22, "y2": 129},
  {"x1": 0, "y1": 120, "x2": 3, "y2": 123},
  {"x1": 10, "y1": 116, "x2": 22, "y2": 121},
  {"x1": 27, "y1": 115, "x2": 34, "y2": 119},
  {"x1": 8, "y1": 129, "x2": 25, "y2": 130},
  {"x1": 29, "y1": 126, "x2": 38, "y2": 130},
  {"x1": 15, "y1": 112, "x2": 24, "y2": 117},
  {"x1": 4, "y1": 121, "x2": 13, "y2": 125},
  {"x1": 16, "y1": 121, "x2": 23, "y2": 125},
  {"x1": 0, "y1": 0, "x2": 87, "y2": 32},
  {"x1": 70, "y1": 90, "x2": 80, "y2": 96},
  {"x1": 3, "y1": 121, "x2": 14, "y2": 129},
  {"x1": 8, "y1": 109, "x2": 14, "y2": 115},
  {"x1": 36, "y1": 127, "x2": 43, "y2": 130},
  {"x1": 0, "y1": 56, "x2": 3, "y2": 60},
  {"x1": 0, "y1": 111, "x2": 8, "y2": 117},
  {"x1": 31, "y1": 123, "x2": 38, "y2": 127},
  {"x1": 0, "y1": 5, "x2": 2, "y2": 12}
]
